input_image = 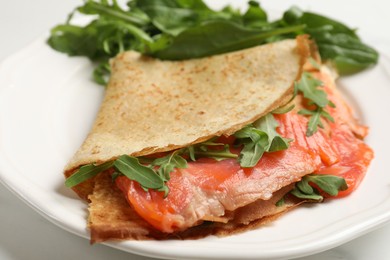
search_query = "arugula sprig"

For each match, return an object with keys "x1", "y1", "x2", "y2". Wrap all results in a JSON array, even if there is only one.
[
  {"x1": 234, "y1": 114, "x2": 291, "y2": 167},
  {"x1": 295, "y1": 72, "x2": 335, "y2": 137},
  {"x1": 290, "y1": 174, "x2": 348, "y2": 202},
  {"x1": 276, "y1": 174, "x2": 348, "y2": 206},
  {"x1": 65, "y1": 161, "x2": 114, "y2": 188}
]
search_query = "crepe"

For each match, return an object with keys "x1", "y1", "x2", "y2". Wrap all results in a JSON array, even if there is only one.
[
  {"x1": 65, "y1": 36, "x2": 310, "y2": 199},
  {"x1": 63, "y1": 32, "x2": 375, "y2": 243}
]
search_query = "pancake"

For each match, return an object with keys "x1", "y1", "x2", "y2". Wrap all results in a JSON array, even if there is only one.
[{"x1": 64, "y1": 37, "x2": 310, "y2": 201}]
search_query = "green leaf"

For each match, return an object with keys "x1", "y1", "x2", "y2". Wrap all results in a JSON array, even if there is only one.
[
  {"x1": 93, "y1": 61, "x2": 111, "y2": 85},
  {"x1": 289, "y1": 174, "x2": 348, "y2": 202},
  {"x1": 242, "y1": 1, "x2": 268, "y2": 28},
  {"x1": 271, "y1": 104, "x2": 295, "y2": 115},
  {"x1": 268, "y1": 136, "x2": 291, "y2": 152},
  {"x1": 295, "y1": 72, "x2": 327, "y2": 108},
  {"x1": 253, "y1": 113, "x2": 291, "y2": 152},
  {"x1": 48, "y1": 24, "x2": 101, "y2": 59},
  {"x1": 284, "y1": 7, "x2": 358, "y2": 38},
  {"x1": 152, "y1": 21, "x2": 305, "y2": 60},
  {"x1": 238, "y1": 137, "x2": 267, "y2": 167},
  {"x1": 152, "y1": 151, "x2": 188, "y2": 181},
  {"x1": 282, "y1": 6, "x2": 378, "y2": 74},
  {"x1": 304, "y1": 108, "x2": 322, "y2": 136},
  {"x1": 306, "y1": 174, "x2": 348, "y2": 196},
  {"x1": 189, "y1": 141, "x2": 238, "y2": 161},
  {"x1": 290, "y1": 187, "x2": 323, "y2": 202},
  {"x1": 234, "y1": 113, "x2": 290, "y2": 167},
  {"x1": 78, "y1": 0, "x2": 150, "y2": 26},
  {"x1": 152, "y1": 151, "x2": 188, "y2": 169},
  {"x1": 132, "y1": 0, "x2": 248, "y2": 38},
  {"x1": 134, "y1": 0, "x2": 220, "y2": 36},
  {"x1": 275, "y1": 196, "x2": 285, "y2": 207},
  {"x1": 65, "y1": 161, "x2": 113, "y2": 187},
  {"x1": 296, "y1": 176, "x2": 314, "y2": 195},
  {"x1": 296, "y1": 72, "x2": 335, "y2": 136},
  {"x1": 114, "y1": 155, "x2": 165, "y2": 189},
  {"x1": 156, "y1": 163, "x2": 175, "y2": 181},
  {"x1": 313, "y1": 33, "x2": 379, "y2": 75}
]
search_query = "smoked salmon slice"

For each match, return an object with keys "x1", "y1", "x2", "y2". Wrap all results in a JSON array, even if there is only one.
[{"x1": 115, "y1": 68, "x2": 373, "y2": 233}]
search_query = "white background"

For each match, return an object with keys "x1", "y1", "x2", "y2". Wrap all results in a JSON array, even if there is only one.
[{"x1": 1, "y1": 0, "x2": 389, "y2": 259}]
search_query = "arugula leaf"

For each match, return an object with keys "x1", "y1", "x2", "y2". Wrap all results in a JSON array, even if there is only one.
[
  {"x1": 289, "y1": 174, "x2": 348, "y2": 202},
  {"x1": 65, "y1": 161, "x2": 113, "y2": 187},
  {"x1": 271, "y1": 104, "x2": 295, "y2": 115},
  {"x1": 234, "y1": 114, "x2": 290, "y2": 167},
  {"x1": 290, "y1": 187, "x2": 324, "y2": 202},
  {"x1": 188, "y1": 140, "x2": 238, "y2": 161},
  {"x1": 151, "y1": 150, "x2": 188, "y2": 181},
  {"x1": 235, "y1": 127, "x2": 268, "y2": 167},
  {"x1": 253, "y1": 114, "x2": 291, "y2": 152},
  {"x1": 298, "y1": 107, "x2": 335, "y2": 136},
  {"x1": 114, "y1": 155, "x2": 168, "y2": 194},
  {"x1": 306, "y1": 174, "x2": 348, "y2": 196},
  {"x1": 295, "y1": 72, "x2": 335, "y2": 136},
  {"x1": 296, "y1": 72, "x2": 328, "y2": 108}
]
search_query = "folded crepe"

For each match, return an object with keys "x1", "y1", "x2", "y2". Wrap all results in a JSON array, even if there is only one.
[
  {"x1": 65, "y1": 36, "x2": 309, "y2": 198},
  {"x1": 64, "y1": 35, "x2": 373, "y2": 242}
]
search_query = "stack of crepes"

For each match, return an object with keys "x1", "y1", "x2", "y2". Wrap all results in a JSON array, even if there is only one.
[{"x1": 64, "y1": 35, "x2": 373, "y2": 242}]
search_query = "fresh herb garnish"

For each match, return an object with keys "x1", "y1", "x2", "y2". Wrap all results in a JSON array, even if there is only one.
[
  {"x1": 188, "y1": 140, "x2": 238, "y2": 161},
  {"x1": 65, "y1": 161, "x2": 114, "y2": 187},
  {"x1": 281, "y1": 6, "x2": 379, "y2": 75},
  {"x1": 276, "y1": 174, "x2": 348, "y2": 205},
  {"x1": 290, "y1": 174, "x2": 348, "y2": 202},
  {"x1": 150, "y1": 150, "x2": 188, "y2": 182},
  {"x1": 114, "y1": 155, "x2": 166, "y2": 190},
  {"x1": 295, "y1": 72, "x2": 335, "y2": 136},
  {"x1": 234, "y1": 114, "x2": 291, "y2": 167},
  {"x1": 48, "y1": 0, "x2": 378, "y2": 85}
]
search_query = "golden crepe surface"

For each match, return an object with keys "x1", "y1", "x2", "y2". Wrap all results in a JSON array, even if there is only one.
[{"x1": 65, "y1": 37, "x2": 310, "y2": 199}]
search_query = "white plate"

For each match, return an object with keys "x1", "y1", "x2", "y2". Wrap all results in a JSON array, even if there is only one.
[{"x1": 0, "y1": 35, "x2": 390, "y2": 260}]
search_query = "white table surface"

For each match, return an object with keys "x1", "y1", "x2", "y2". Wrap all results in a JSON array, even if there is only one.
[{"x1": 1, "y1": 1, "x2": 389, "y2": 259}]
